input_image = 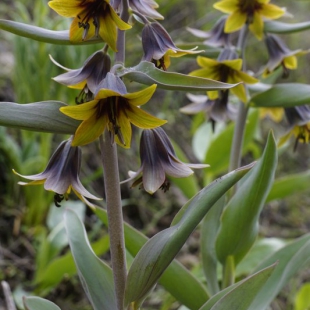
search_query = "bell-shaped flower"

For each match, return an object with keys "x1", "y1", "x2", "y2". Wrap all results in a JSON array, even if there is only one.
[
  {"x1": 180, "y1": 92, "x2": 236, "y2": 129},
  {"x1": 262, "y1": 34, "x2": 308, "y2": 77},
  {"x1": 214, "y1": 0, "x2": 285, "y2": 40},
  {"x1": 190, "y1": 48, "x2": 258, "y2": 103},
  {"x1": 121, "y1": 127, "x2": 208, "y2": 194},
  {"x1": 60, "y1": 73, "x2": 166, "y2": 148},
  {"x1": 51, "y1": 50, "x2": 111, "y2": 103},
  {"x1": 260, "y1": 107, "x2": 284, "y2": 122},
  {"x1": 142, "y1": 22, "x2": 201, "y2": 70},
  {"x1": 129, "y1": 0, "x2": 163, "y2": 19},
  {"x1": 13, "y1": 138, "x2": 101, "y2": 208},
  {"x1": 48, "y1": 0, "x2": 131, "y2": 50},
  {"x1": 187, "y1": 16, "x2": 232, "y2": 48},
  {"x1": 279, "y1": 106, "x2": 310, "y2": 148}
]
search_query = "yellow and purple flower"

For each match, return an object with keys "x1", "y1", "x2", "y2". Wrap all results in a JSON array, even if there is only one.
[
  {"x1": 60, "y1": 73, "x2": 166, "y2": 148},
  {"x1": 13, "y1": 138, "x2": 101, "y2": 208},
  {"x1": 48, "y1": 0, "x2": 131, "y2": 50}
]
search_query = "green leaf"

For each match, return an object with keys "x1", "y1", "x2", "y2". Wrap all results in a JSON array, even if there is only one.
[
  {"x1": 249, "y1": 234, "x2": 310, "y2": 310},
  {"x1": 264, "y1": 20, "x2": 310, "y2": 34},
  {"x1": 0, "y1": 101, "x2": 79, "y2": 134},
  {"x1": 125, "y1": 163, "x2": 254, "y2": 307},
  {"x1": 94, "y1": 207, "x2": 209, "y2": 310},
  {"x1": 200, "y1": 197, "x2": 225, "y2": 295},
  {"x1": 266, "y1": 170, "x2": 310, "y2": 202},
  {"x1": 250, "y1": 83, "x2": 310, "y2": 108},
  {"x1": 294, "y1": 283, "x2": 310, "y2": 310},
  {"x1": 64, "y1": 209, "x2": 116, "y2": 310},
  {"x1": 205, "y1": 110, "x2": 260, "y2": 176},
  {"x1": 23, "y1": 297, "x2": 61, "y2": 310},
  {"x1": 117, "y1": 61, "x2": 238, "y2": 91},
  {"x1": 216, "y1": 132, "x2": 277, "y2": 266},
  {"x1": 199, "y1": 264, "x2": 276, "y2": 310},
  {"x1": 0, "y1": 19, "x2": 102, "y2": 45}
]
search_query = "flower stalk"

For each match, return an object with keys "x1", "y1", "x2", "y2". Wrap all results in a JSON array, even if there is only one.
[{"x1": 100, "y1": 132, "x2": 126, "y2": 310}]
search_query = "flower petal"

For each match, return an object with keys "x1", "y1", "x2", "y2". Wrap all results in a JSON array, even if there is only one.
[
  {"x1": 260, "y1": 3, "x2": 285, "y2": 19},
  {"x1": 115, "y1": 110, "x2": 132, "y2": 148},
  {"x1": 224, "y1": 10, "x2": 247, "y2": 33},
  {"x1": 213, "y1": 0, "x2": 238, "y2": 13},
  {"x1": 108, "y1": 3, "x2": 132, "y2": 30},
  {"x1": 99, "y1": 13, "x2": 118, "y2": 51},
  {"x1": 60, "y1": 100, "x2": 99, "y2": 120},
  {"x1": 48, "y1": 0, "x2": 82, "y2": 17},
  {"x1": 124, "y1": 84, "x2": 157, "y2": 106},
  {"x1": 249, "y1": 12, "x2": 264, "y2": 40},
  {"x1": 127, "y1": 105, "x2": 167, "y2": 129}
]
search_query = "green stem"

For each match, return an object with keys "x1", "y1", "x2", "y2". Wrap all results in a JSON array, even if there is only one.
[
  {"x1": 99, "y1": 132, "x2": 126, "y2": 310},
  {"x1": 222, "y1": 255, "x2": 235, "y2": 289},
  {"x1": 228, "y1": 25, "x2": 250, "y2": 172}
]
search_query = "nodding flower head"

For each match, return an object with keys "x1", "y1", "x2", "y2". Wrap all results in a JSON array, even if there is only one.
[
  {"x1": 13, "y1": 137, "x2": 101, "y2": 208},
  {"x1": 142, "y1": 22, "x2": 201, "y2": 70},
  {"x1": 48, "y1": 0, "x2": 131, "y2": 50},
  {"x1": 121, "y1": 127, "x2": 208, "y2": 194},
  {"x1": 60, "y1": 73, "x2": 166, "y2": 148},
  {"x1": 52, "y1": 50, "x2": 111, "y2": 103}
]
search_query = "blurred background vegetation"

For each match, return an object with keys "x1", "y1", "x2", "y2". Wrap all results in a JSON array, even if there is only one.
[{"x1": 1, "y1": 0, "x2": 310, "y2": 309}]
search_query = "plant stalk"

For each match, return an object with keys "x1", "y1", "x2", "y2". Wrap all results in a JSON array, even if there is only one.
[
  {"x1": 222, "y1": 255, "x2": 235, "y2": 289},
  {"x1": 100, "y1": 132, "x2": 126, "y2": 310}
]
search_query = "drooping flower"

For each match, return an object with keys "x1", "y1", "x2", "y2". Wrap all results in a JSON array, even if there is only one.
[
  {"x1": 142, "y1": 22, "x2": 201, "y2": 70},
  {"x1": 279, "y1": 106, "x2": 310, "y2": 149},
  {"x1": 51, "y1": 50, "x2": 111, "y2": 103},
  {"x1": 60, "y1": 73, "x2": 166, "y2": 148},
  {"x1": 262, "y1": 34, "x2": 308, "y2": 77},
  {"x1": 213, "y1": 0, "x2": 285, "y2": 40},
  {"x1": 180, "y1": 92, "x2": 236, "y2": 129},
  {"x1": 190, "y1": 48, "x2": 258, "y2": 103},
  {"x1": 13, "y1": 138, "x2": 101, "y2": 208},
  {"x1": 259, "y1": 107, "x2": 284, "y2": 122},
  {"x1": 48, "y1": 0, "x2": 131, "y2": 50},
  {"x1": 187, "y1": 16, "x2": 232, "y2": 48},
  {"x1": 121, "y1": 127, "x2": 208, "y2": 194}
]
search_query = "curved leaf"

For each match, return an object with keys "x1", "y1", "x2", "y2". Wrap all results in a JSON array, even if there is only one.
[
  {"x1": 250, "y1": 83, "x2": 310, "y2": 108},
  {"x1": 249, "y1": 234, "x2": 310, "y2": 310},
  {"x1": 94, "y1": 207, "x2": 209, "y2": 310},
  {"x1": 216, "y1": 132, "x2": 277, "y2": 266},
  {"x1": 0, "y1": 101, "x2": 79, "y2": 134},
  {"x1": 23, "y1": 297, "x2": 61, "y2": 310},
  {"x1": 117, "y1": 61, "x2": 238, "y2": 91},
  {"x1": 199, "y1": 264, "x2": 276, "y2": 310},
  {"x1": 0, "y1": 19, "x2": 102, "y2": 45},
  {"x1": 125, "y1": 163, "x2": 254, "y2": 307},
  {"x1": 264, "y1": 20, "x2": 310, "y2": 34},
  {"x1": 64, "y1": 209, "x2": 116, "y2": 310},
  {"x1": 266, "y1": 170, "x2": 310, "y2": 202}
]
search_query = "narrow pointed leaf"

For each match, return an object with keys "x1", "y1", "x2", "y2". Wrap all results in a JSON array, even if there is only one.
[
  {"x1": 64, "y1": 209, "x2": 116, "y2": 310},
  {"x1": 0, "y1": 101, "x2": 80, "y2": 134},
  {"x1": 94, "y1": 207, "x2": 209, "y2": 310},
  {"x1": 200, "y1": 197, "x2": 225, "y2": 296},
  {"x1": 117, "y1": 61, "x2": 238, "y2": 91},
  {"x1": 23, "y1": 297, "x2": 61, "y2": 310},
  {"x1": 249, "y1": 234, "x2": 310, "y2": 310},
  {"x1": 216, "y1": 132, "x2": 277, "y2": 266},
  {"x1": 125, "y1": 163, "x2": 254, "y2": 307},
  {"x1": 199, "y1": 264, "x2": 276, "y2": 310},
  {"x1": 267, "y1": 170, "x2": 310, "y2": 202},
  {"x1": 250, "y1": 84, "x2": 310, "y2": 108},
  {"x1": 264, "y1": 20, "x2": 310, "y2": 34},
  {"x1": 0, "y1": 19, "x2": 102, "y2": 45}
]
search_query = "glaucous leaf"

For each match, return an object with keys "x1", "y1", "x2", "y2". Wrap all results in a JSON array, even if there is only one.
[
  {"x1": 250, "y1": 84, "x2": 310, "y2": 108},
  {"x1": 0, "y1": 19, "x2": 102, "y2": 45},
  {"x1": 125, "y1": 163, "x2": 254, "y2": 307},
  {"x1": 23, "y1": 297, "x2": 61, "y2": 310},
  {"x1": 249, "y1": 234, "x2": 310, "y2": 310},
  {"x1": 94, "y1": 207, "x2": 209, "y2": 310},
  {"x1": 64, "y1": 209, "x2": 116, "y2": 310},
  {"x1": 266, "y1": 170, "x2": 310, "y2": 202},
  {"x1": 199, "y1": 264, "x2": 276, "y2": 310},
  {"x1": 216, "y1": 132, "x2": 277, "y2": 266},
  {"x1": 117, "y1": 61, "x2": 238, "y2": 91},
  {"x1": 0, "y1": 101, "x2": 79, "y2": 134},
  {"x1": 265, "y1": 20, "x2": 310, "y2": 34}
]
